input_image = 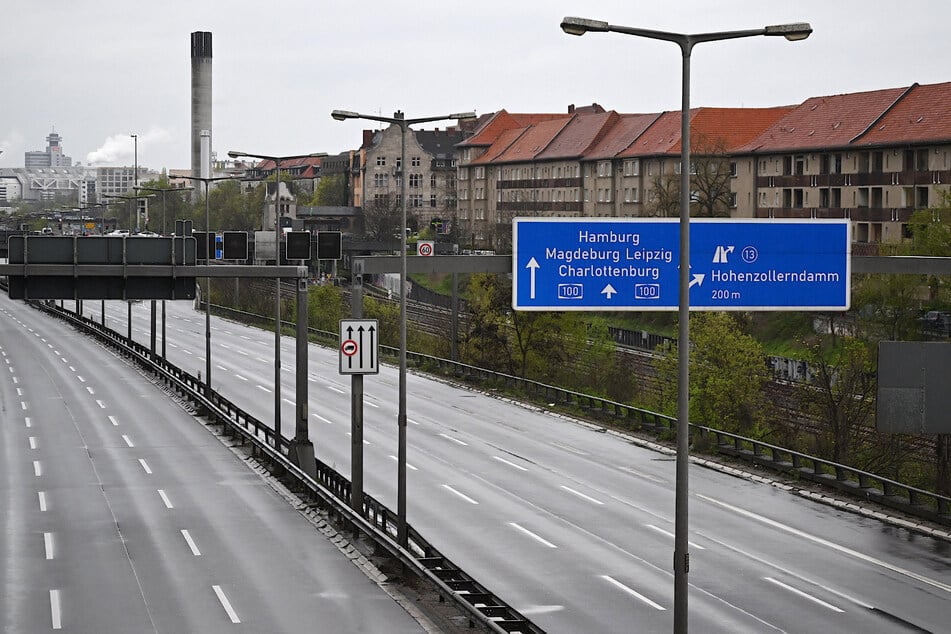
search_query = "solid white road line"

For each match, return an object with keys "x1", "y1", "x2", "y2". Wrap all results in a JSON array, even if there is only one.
[
  {"x1": 601, "y1": 575, "x2": 665, "y2": 610},
  {"x1": 442, "y1": 484, "x2": 479, "y2": 505},
  {"x1": 493, "y1": 456, "x2": 529, "y2": 472},
  {"x1": 764, "y1": 577, "x2": 844, "y2": 612},
  {"x1": 181, "y1": 529, "x2": 202, "y2": 556},
  {"x1": 560, "y1": 485, "x2": 604, "y2": 506},
  {"x1": 212, "y1": 585, "x2": 241, "y2": 624},
  {"x1": 509, "y1": 523, "x2": 558, "y2": 548},
  {"x1": 699, "y1": 493, "x2": 951, "y2": 595}
]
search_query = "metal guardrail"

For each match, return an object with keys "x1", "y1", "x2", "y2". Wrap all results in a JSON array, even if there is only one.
[
  {"x1": 37, "y1": 301, "x2": 544, "y2": 634},
  {"x1": 203, "y1": 300, "x2": 950, "y2": 527}
]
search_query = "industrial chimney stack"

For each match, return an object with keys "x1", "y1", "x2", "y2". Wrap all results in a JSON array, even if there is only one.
[{"x1": 191, "y1": 31, "x2": 212, "y2": 178}]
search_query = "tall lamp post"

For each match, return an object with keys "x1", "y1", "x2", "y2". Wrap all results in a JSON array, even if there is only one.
[
  {"x1": 138, "y1": 184, "x2": 194, "y2": 360},
  {"x1": 170, "y1": 174, "x2": 237, "y2": 394},
  {"x1": 137, "y1": 184, "x2": 194, "y2": 235},
  {"x1": 103, "y1": 192, "x2": 156, "y2": 340},
  {"x1": 331, "y1": 109, "x2": 476, "y2": 546},
  {"x1": 561, "y1": 16, "x2": 811, "y2": 633},
  {"x1": 226, "y1": 150, "x2": 325, "y2": 452}
]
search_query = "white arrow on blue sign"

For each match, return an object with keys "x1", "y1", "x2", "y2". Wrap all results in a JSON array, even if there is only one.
[{"x1": 512, "y1": 218, "x2": 851, "y2": 311}]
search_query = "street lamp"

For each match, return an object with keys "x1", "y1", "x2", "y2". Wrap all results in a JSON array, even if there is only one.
[
  {"x1": 331, "y1": 108, "x2": 477, "y2": 546},
  {"x1": 137, "y1": 184, "x2": 194, "y2": 235},
  {"x1": 170, "y1": 174, "x2": 238, "y2": 394},
  {"x1": 103, "y1": 192, "x2": 154, "y2": 233},
  {"x1": 226, "y1": 150, "x2": 326, "y2": 452},
  {"x1": 138, "y1": 184, "x2": 195, "y2": 361},
  {"x1": 561, "y1": 16, "x2": 811, "y2": 632},
  {"x1": 103, "y1": 191, "x2": 156, "y2": 341}
]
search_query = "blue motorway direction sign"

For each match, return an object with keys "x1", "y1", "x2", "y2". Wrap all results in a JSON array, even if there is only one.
[{"x1": 512, "y1": 218, "x2": 850, "y2": 311}]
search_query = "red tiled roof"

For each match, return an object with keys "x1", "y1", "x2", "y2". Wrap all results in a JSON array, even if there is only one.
[
  {"x1": 493, "y1": 118, "x2": 571, "y2": 163},
  {"x1": 461, "y1": 110, "x2": 569, "y2": 147},
  {"x1": 585, "y1": 113, "x2": 664, "y2": 160},
  {"x1": 736, "y1": 86, "x2": 911, "y2": 153},
  {"x1": 469, "y1": 127, "x2": 528, "y2": 164},
  {"x1": 687, "y1": 107, "x2": 795, "y2": 151},
  {"x1": 854, "y1": 81, "x2": 951, "y2": 146},
  {"x1": 618, "y1": 111, "x2": 684, "y2": 157},
  {"x1": 535, "y1": 111, "x2": 620, "y2": 161}
]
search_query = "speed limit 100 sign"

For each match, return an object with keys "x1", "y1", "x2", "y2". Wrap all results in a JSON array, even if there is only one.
[{"x1": 339, "y1": 319, "x2": 379, "y2": 375}]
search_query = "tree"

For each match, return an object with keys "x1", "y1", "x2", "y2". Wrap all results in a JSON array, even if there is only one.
[
  {"x1": 654, "y1": 312, "x2": 771, "y2": 437},
  {"x1": 308, "y1": 173, "x2": 348, "y2": 207},
  {"x1": 803, "y1": 336, "x2": 877, "y2": 466},
  {"x1": 362, "y1": 194, "x2": 414, "y2": 242},
  {"x1": 646, "y1": 135, "x2": 733, "y2": 218}
]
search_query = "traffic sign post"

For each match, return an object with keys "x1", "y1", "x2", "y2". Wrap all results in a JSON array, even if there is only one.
[{"x1": 513, "y1": 218, "x2": 850, "y2": 311}]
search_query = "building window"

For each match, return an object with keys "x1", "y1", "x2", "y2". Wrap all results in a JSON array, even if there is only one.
[
  {"x1": 410, "y1": 194, "x2": 423, "y2": 208},
  {"x1": 430, "y1": 194, "x2": 437, "y2": 208},
  {"x1": 598, "y1": 161, "x2": 611, "y2": 177},
  {"x1": 411, "y1": 156, "x2": 421, "y2": 167},
  {"x1": 475, "y1": 166, "x2": 485, "y2": 180},
  {"x1": 729, "y1": 162, "x2": 737, "y2": 177},
  {"x1": 373, "y1": 173, "x2": 388, "y2": 187},
  {"x1": 623, "y1": 159, "x2": 639, "y2": 176},
  {"x1": 409, "y1": 173, "x2": 422, "y2": 188},
  {"x1": 431, "y1": 174, "x2": 437, "y2": 188},
  {"x1": 376, "y1": 156, "x2": 386, "y2": 167},
  {"x1": 475, "y1": 207, "x2": 485, "y2": 220}
]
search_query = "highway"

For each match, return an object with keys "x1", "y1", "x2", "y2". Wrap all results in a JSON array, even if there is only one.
[
  {"x1": 27, "y1": 297, "x2": 951, "y2": 632},
  {"x1": 0, "y1": 297, "x2": 428, "y2": 633}
]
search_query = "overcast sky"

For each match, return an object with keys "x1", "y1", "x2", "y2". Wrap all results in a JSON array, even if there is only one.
[{"x1": 3, "y1": 1, "x2": 949, "y2": 171}]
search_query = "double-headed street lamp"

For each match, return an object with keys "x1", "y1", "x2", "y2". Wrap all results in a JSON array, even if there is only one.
[
  {"x1": 137, "y1": 184, "x2": 194, "y2": 235},
  {"x1": 103, "y1": 191, "x2": 155, "y2": 233},
  {"x1": 331, "y1": 108, "x2": 477, "y2": 546},
  {"x1": 170, "y1": 174, "x2": 238, "y2": 394},
  {"x1": 137, "y1": 184, "x2": 195, "y2": 359},
  {"x1": 226, "y1": 150, "x2": 326, "y2": 454},
  {"x1": 561, "y1": 16, "x2": 811, "y2": 633}
]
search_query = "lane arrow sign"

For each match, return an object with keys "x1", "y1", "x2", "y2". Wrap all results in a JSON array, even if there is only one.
[
  {"x1": 526, "y1": 257, "x2": 540, "y2": 299},
  {"x1": 601, "y1": 284, "x2": 617, "y2": 299}
]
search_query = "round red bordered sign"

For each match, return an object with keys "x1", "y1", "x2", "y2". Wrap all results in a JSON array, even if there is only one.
[{"x1": 341, "y1": 339, "x2": 358, "y2": 356}]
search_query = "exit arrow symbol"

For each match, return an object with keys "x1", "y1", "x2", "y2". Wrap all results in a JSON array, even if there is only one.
[
  {"x1": 601, "y1": 284, "x2": 617, "y2": 299},
  {"x1": 689, "y1": 273, "x2": 705, "y2": 288},
  {"x1": 526, "y1": 257, "x2": 540, "y2": 299}
]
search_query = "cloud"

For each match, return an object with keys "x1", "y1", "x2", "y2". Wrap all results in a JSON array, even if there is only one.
[{"x1": 86, "y1": 127, "x2": 171, "y2": 165}]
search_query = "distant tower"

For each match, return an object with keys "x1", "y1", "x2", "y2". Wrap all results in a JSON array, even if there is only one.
[{"x1": 191, "y1": 31, "x2": 213, "y2": 178}]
